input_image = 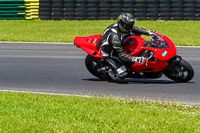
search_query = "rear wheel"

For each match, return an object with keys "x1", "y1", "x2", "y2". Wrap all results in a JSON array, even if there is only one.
[
  {"x1": 163, "y1": 59, "x2": 194, "y2": 82},
  {"x1": 85, "y1": 55, "x2": 111, "y2": 80}
]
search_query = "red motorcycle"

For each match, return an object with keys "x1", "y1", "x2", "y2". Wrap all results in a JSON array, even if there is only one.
[{"x1": 74, "y1": 32, "x2": 194, "y2": 82}]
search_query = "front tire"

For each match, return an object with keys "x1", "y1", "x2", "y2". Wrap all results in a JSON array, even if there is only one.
[{"x1": 163, "y1": 59, "x2": 194, "y2": 82}]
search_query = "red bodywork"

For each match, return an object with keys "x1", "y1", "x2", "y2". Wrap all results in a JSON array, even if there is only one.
[
  {"x1": 74, "y1": 35, "x2": 104, "y2": 58},
  {"x1": 74, "y1": 32, "x2": 177, "y2": 73}
]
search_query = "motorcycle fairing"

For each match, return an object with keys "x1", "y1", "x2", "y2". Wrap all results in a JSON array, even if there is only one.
[{"x1": 123, "y1": 33, "x2": 177, "y2": 72}]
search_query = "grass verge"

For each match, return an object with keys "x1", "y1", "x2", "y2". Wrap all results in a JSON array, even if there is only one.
[
  {"x1": 0, "y1": 91, "x2": 200, "y2": 132},
  {"x1": 0, "y1": 20, "x2": 200, "y2": 46}
]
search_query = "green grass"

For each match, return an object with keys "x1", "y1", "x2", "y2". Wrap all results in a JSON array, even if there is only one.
[
  {"x1": 0, "y1": 20, "x2": 200, "y2": 46},
  {"x1": 0, "y1": 91, "x2": 200, "y2": 132}
]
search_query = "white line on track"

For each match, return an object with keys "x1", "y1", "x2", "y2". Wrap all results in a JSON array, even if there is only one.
[
  {"x1": 1, "y1": 89, "x2": 199, "y2": 106},
  {"x1": 0, "y1": 55, "x2": 84, "y2": 59},
  {"x1": 0, "y1": 42, "x2": 72, "y2": 45},
  {"x1": 0, "y1": 89, "x2": 92, "y2": 98},
  {"x1": 1, "y1": 42, "x2": 200, "y2": 48}
]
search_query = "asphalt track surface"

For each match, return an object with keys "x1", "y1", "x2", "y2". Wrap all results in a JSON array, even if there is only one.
[{"x1": 0, "y1": 42, "x2": 199, "y2": 104}]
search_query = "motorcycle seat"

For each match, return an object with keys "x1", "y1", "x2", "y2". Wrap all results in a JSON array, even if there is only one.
[{"x1": 96, "y1": 38, "x2": 102, "y2": 50}]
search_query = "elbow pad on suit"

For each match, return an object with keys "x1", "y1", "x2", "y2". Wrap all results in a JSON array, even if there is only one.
[{"x1": 109, "y1": 33, "x2": 122, "y2": 49}]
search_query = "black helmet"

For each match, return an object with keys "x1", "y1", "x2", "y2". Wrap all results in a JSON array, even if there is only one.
[{"x1": 117, "y1": 13, "x2": 135, "y2": 33}]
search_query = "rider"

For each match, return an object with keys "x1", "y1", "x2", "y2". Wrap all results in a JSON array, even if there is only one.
[{"x1": 100, "y1": 13, "x2": 151, "y2": 78}]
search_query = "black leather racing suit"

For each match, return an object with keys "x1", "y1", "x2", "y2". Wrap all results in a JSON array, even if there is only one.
[{"x1": 100, "y1": 23, "x2": 149, "y2": 77}]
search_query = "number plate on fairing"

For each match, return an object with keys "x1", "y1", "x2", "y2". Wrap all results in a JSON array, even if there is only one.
[{"x1": 162, "y1": 51, "x2": 168, "y2": 57}]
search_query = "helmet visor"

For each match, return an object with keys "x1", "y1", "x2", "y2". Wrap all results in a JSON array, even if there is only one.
[{"x1": 121, "y1": 23, "x2": 133, "y2": 32}]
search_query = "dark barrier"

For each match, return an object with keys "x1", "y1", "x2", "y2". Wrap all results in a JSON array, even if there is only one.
[
  {"x1": 39, "y1": 0, "x2": 200, "y2": 20},
  {"x1": 39, "y1": 0, "x2": 52, "y2": 20}
]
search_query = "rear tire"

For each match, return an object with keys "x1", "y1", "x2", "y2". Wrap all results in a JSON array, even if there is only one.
[
  {"x1": 163, "y1": 59, "x2": 194, "y2": 82},
  {"x1": 85, "y1": 55, "x2": 111, "y2": 80}
]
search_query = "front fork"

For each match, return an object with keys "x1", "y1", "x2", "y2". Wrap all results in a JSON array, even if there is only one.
[{"x1": 166, "y1": 55, "x2": 182, "y2": 70}]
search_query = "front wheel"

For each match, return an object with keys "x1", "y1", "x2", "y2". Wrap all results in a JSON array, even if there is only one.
[{"x1": 163, "y1": 59, "x2": 194, "y2": 82}]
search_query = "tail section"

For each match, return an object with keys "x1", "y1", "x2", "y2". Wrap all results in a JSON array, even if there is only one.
[{"x1": 74, "y1": 35, "x2": 103, "y2": 58}]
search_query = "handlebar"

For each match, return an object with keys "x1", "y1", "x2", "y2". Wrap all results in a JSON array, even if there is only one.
[{"x1": 147, "y1": 31, "x2": 169, "y2": 48}]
